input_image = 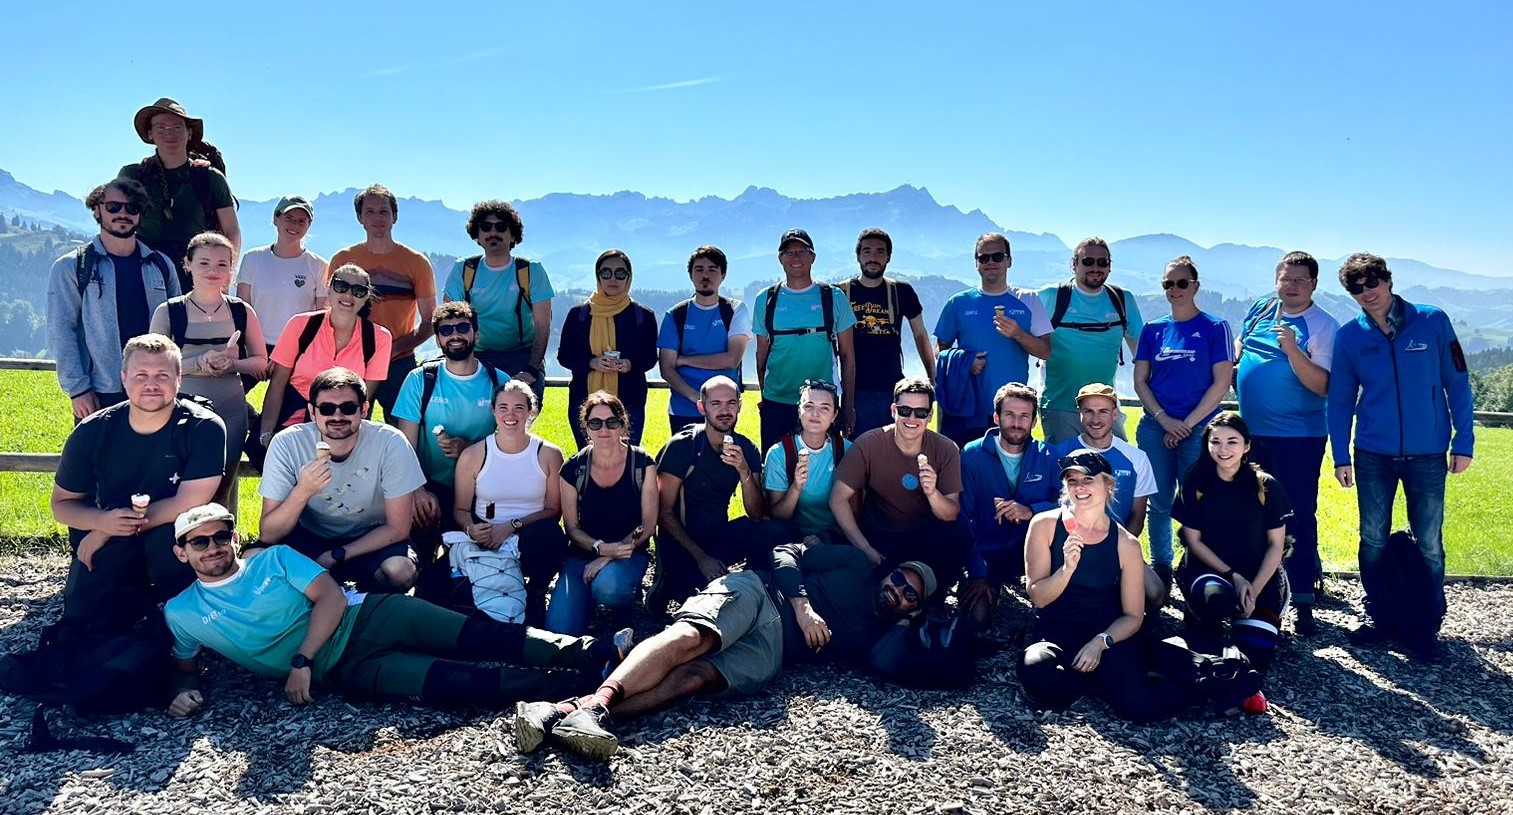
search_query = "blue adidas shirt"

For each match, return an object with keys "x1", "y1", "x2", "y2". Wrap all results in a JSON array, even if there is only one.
[{"x1": 1135, "y1": 311, "x2": 1235, "y2": 422}]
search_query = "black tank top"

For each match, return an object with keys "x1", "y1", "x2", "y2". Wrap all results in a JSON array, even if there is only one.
[{"x1": 1040, "y1": 516, "x2": 1124, "y2": 630}]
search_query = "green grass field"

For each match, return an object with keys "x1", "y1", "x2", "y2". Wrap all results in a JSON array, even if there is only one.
[{"x1": 3, "y1": 368, "x2": 1509, "y2": 574}]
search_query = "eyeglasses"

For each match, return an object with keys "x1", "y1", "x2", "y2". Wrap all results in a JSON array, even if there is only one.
[
  {"x1": 1078, "y1": 257, "x2": 1111, "y2": 268},
  {"x1": 886, "y1": 570, "x2": 920, "y2": 603},
  {"x1": 975, "y1": 251, "x2": 1008, "y2": 263},
  {"x1": 1161, "y1": 279, "x2": 1193, "y2": 290},
  {"x1": 802, "y1": 378, "x2": 838, "y2": 394},
  {"x1": 1277, "y1": 275, "x2": 1313, "y2": 287},
  {"x1": 597, "y1": 268, "x2": 630, "y2": 280},
  {"x1": 181, "y1": 529, "x2": 234, "y2": 552},
  {"x1": 330, "y1": 279, "x2": 372, "y2": 298},
  {"x1": 150, "y1": 124, "x2": 187, "y2": 135},
  {"x1": 436, "y1": 322, "x2": 473, "y2": 337},
  {"x1": 314, "y1": 401, "x2": 361, "y2": 416},
  {"x1": 476, "y1": 221, "x2": 512, "y2": 234},
  {"x1": 102, "y1": 201, "x2": 142, "y2": 215},
  {"x1": 585, "y1": 416, "x2": 625, "y2": 431},
  {"x1": 1345, "y1": 275, "x2": 1387, "y2": 296},
  {"x1": 894, "y1": 405, "x2": 931, "y2": 419}
]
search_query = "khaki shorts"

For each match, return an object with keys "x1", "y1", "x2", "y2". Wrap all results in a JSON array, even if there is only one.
[{"x1": 674, "y1": 571, "x2": 783, "y2": 696}]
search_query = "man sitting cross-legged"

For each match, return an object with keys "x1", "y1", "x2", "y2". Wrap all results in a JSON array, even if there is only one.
[
  {"x1": 163, "y1": 503, "x2": 630, "y2": 715},
  {"x1": 513, "y1": 547, "x2": 936, "y2": 760}
]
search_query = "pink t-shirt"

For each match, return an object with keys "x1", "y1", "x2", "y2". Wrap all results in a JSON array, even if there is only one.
[{"x1": 271, "y1": 311, "x2": 393, "y2": 425}]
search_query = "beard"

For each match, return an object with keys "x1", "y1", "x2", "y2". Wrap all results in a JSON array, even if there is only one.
[
  {"x1": 861, "y1": 264, "x2": 886, "y2": 280},
  {"x1": 872, "y1": 585, "x2": 909, "y2": 622},
  {"x1": 706, "y1": 413, "x2": 737, "y2": 433},
  {"x1": 441, "y1": 340, "x2": 475, "y2": 361},
  {"x1": 104, "y1": 221, "x2": 139, "y2": 239}
]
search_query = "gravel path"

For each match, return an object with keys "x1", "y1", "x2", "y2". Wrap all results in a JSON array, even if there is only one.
[{"x1": 3, "y1": 554, "x2": 1512, "y2": 815}]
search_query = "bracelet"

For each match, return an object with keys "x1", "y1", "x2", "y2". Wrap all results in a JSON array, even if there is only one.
[{"x1": 1154, "y1": 408, "x2": 1167, "y2": 418}]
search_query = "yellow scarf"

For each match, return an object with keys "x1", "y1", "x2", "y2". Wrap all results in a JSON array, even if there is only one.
[{"x1": 586, "y1": 286, "x2": 631, "y2": 396}]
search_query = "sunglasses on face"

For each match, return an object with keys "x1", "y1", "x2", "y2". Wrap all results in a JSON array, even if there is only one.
[
  {"x1": 886, "y1": 570, "x2": 920, "y2": 603},
  {"x1": 476, "y1": 221, "x2": 511, "y2": 234},
  {"x1": 895, "y1": 405, "x2": 931, "y2": 419},
  {"x1": 597, "y1": 268, "x2": 630, "y2": 280},
  {"x1": 182, "y1": 528, "x2": 234, "y2": 552},
  {"x1": 314, "y1": 400, "x2": 361, "y2": 416},
  {"x1": 975, "y1": 251, "x2": 1008, "y2": 264},
  {"x1": 1345, "y1": 275, "x2": 1386, "y2": 296},
  {"x1": 436, "y1": 322, "x2": 473, "y2": 337},
  {"x1": 329, "y1": 278, "x2": 372, "y2": 298},
  {"x1": 1078, "y1": 257, "x2": 1112, "y2": 268},
  {"x1": 585, "y1": 416, "x2": 625, "y2": 431},
  {"x1": 1162, "y1": 278, "x2": 1194, "y2": 290},
  {"x1": 102, "y1": 201, "x2": 142, "y2": 215}
]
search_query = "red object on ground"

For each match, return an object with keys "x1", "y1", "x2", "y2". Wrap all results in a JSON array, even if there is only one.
[{"x1": 1243, "y1": 691, "x2": 1268, "y2": 715}]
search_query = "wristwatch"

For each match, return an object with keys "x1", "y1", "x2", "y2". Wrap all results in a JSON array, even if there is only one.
[
  {"x1": 511, "y1": 518, "x2": 524, "y2": 532},
  {"x1": 593, "y1": 539, "x2": 604, "y2": 555},
  {"x1": 1099, "y1": 633, "x2": 1114, "y2": 649},
  {"x1": 330, "y1": 546, "x2": 348, "y2": 564},
  {"x1": 290, "y1": 653, "x2": 312, "y2": 670}
]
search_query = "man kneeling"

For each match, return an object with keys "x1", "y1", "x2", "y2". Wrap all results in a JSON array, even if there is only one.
[{"x1": 164, "y1": 503, "x2": 625, "y2": 715}]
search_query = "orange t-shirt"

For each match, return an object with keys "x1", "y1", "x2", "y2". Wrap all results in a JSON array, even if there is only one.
[
  {"x1": 270, "y1": 311, "x2": 394, "y2": 425},
  {"x1": 326, "y1": 243, "x2": 436, "y2": 352}
]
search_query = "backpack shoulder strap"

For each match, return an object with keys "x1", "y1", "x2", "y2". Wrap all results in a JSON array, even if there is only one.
[
  {"x1": 671, "y1": 300, "x2": 693, "y2": 351},
  {"x1": 1105, "y1": 284, "x2": 1128, "y2": 328},
  {"x1": 186, "y1": 166, "x2": 219, "y2": 231},
  {"x1": 781, "y1": 433, "x2": 799, "y2": 485},
  {"x1": 762, "y1": 283, "x2": 782, "y2": 336},
  {"x1": 1050, "y1": 281, "x2": 1074, "y2": 329},
  {"x1": 360, "y1": 319, "x2": 377, "y2": 364},
  {"x1": 75, "y1": 244, "x2": 95, "y2": 296},
  {"x1": 885, "y1": 279, "x2": 899, "y2": 330},
  {"x1": 418, "y1": 359, "x2": 443, "y2": 428},
  {"x1": 292, "y1": 312, "x2": 325, "y2": 368},
  {"x1": 717, "y1": 296, "x2": 735, "y2": 331},
  {"x1": 819, "y1": 283, "x2": 838, "y2": 354},
  {"x1": 461, "y1": 255, "x2": 482, "y2": 303},
  {"x1": 1240, "y1": 297, "x2": 1280, "y2": 342},
  {"x1": 167, "y1": 299, "x2": 188, "y2": 347},
  {"x1": 515, "y1": 257, "x2": 532, "y2": 306}
]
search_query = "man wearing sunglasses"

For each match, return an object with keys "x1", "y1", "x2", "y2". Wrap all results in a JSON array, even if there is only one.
[
  {"x1": 48, "y1": 178, "x2": 181, "y2": 421},
  {"x1": 1327, "y1": 253, "x2": 1474, "y2": 661},
  {"x1": 934, "y1": 233, "x2": 1052, "y2": 447},
  {"x1": 513, "y1": 542, "x2": 935, "y2": 761},
  {"x1": 164, "y1": 503, "x2": 622, "y2": 718},
  {"x1": 1037, "y1": 237, "x2": 1145, "y2": 445},
  {"x1": 259, "y1": 367, "x2": 427, "y2": 593},
  {"x1": 327, "y1": 184, "x2": 437, "y2": 425}
]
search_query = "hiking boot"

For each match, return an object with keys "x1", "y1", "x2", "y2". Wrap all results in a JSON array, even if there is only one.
[
  {"x1": 1348, "y1": 623, "x2": 1389, "y2": 647},
  {"x1": 1294, "y1": 604, "x2": 1318, "y2": 638},
  {"x1": 1407, "y1": 637, "x2": 1441, "y2": 664},
  {"x1": 551, "y1": 705, "x2": 619, "y2": 760},
  {"x1": 514, "y1": 701, "x2": 566, "y2": 754}
]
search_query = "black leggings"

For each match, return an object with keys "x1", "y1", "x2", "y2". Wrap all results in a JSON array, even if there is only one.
[{"x1": 1018, "y1": 627, "x2": 1178, "y2": 723}]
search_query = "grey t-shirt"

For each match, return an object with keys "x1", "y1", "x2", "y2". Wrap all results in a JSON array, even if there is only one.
[{"x1": 261, "y1": 421, "x2": 425, "y2": 538}]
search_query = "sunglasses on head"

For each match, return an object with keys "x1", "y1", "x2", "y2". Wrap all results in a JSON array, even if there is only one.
[
  {"x1": 585, "y1": 416, "x2": 625, "y2": 431},
  {"x1": 476, "y1": 221, "x2": 512, "y2": 234},
  {"x1": 1345, "y1": 275, "x2": 1386, "y2": 296},
  {"x1": 181, "y1": 528, "x2": 234, "y2": 552},
  {"x1": 597, "y1": 268, "x2": 630, "y2": 280},
  {"x1": 895, "y1": 405, "x2": 931, "y2": 419},
  {"x1": 975, "y1": 251, "x2": 1008, "y2": 264},
  {"x1": 1078, "y1": 257, "x2": 1111, "y2": 268},
  {"x1": 802, "y1": 378, "x2": 838, "y2": 394},
  {"x1": 314, "y1": 400, "x2": 361, "y2": 416},
  {"x1": 436, "y1": 322, "x2": 473, "y2": 337},
  {"x1": 102, "y1": 201, "x2": 142, "y2": 215},
  {"x1": 886, "y1": 570, "x2": 920, "y2": 603},
  {"x1": 329, "y1": 278, "x2": 372, "y2": 298},
  {"x1": 1162, "y1": 278, "x2": 1194, "y2": 290}
]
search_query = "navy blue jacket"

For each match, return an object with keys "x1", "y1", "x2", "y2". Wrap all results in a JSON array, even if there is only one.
[
  {"x1": 960, "y1": 429, "x2": 1061, "y2": 578},
  {"x1": 1328, "y1": 296, "x2": 1474, "y2": 465},
  {"x1": 936, "y1": 347, "x2": 984, "y2": 421}
]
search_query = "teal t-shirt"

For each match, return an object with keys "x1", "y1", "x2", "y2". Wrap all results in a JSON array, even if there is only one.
[
  {"x1": 165, "y1": 546, "x2": 361, "y2": 679},
  {"x1": 390, "y1": 362, "x2": 500, "y2": 486},
  {"x1": 996, "y1": 445, "x2": 1024, "y2": 488},
  {"x1": 752, "y1": 283, "x2": 857, "y2": 404},
  {"x1": 442, "y1": 257, "x2": 555, "y2": 352},
  {"x1": 762, "y1": 436, "x2": 851, "y2": 534},
  {"x1": 1037, "y1": 284, "x2": 1145, "y2": 411}
]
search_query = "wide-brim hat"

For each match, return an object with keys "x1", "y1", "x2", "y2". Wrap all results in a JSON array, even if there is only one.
[{"x1": 134, "y1": 97, "x2": 204, "y2": 144}]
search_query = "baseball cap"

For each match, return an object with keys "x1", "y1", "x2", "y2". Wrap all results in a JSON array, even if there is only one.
[
  {"x1": 778, "y1": 228, "x2": 814, "y2": 251},
  {"x1": 274, "y1": 195, "x2": 315, "y2": 219},
  {"x1": 1074, "y1": 383, "x2": 1119, "y2": 406},
  {"x1": 174, "y1": 503, "x2": 236, "y2": 542},
  {"x1": 897, "y1": 560, "x2": 938, "y2": 600},
  {"x1": 1058, "y1": 448, "x2": 1113, "y2": 479}
]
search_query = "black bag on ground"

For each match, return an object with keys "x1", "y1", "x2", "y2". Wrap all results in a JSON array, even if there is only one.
[
  {"x1": 872, "y1": 610, "x2": 977, "y2": 689},
  {"x1": 1369, "y1": 528, "x2": 1440, "y2": 648},
  {"x1": 0, "y1": 608, "x2": 173, "y2": 716},
  {"x1": 1150, "y1": 633, "x2": 1262, "y2": 713},
  {"x1": 414, "y1": 557, "x2": 477, "y2": 615}
]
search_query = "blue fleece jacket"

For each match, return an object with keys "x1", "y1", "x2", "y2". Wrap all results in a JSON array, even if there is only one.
[
  {"x1": 936, "y1": 347, "x2": 983, "y2": 423},
  {"x1": 1327, "y1": 296, "x2": 1475, "y2": 466},
  {"x1": 960, "y1": 429, "x2": 1061, "y2": 578}
]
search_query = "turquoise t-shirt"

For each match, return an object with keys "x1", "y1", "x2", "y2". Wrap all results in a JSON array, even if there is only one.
[
  {"x1": 762, "y1": 436, "x2": 852, "y2": 534},
  {"x1": 442, "y1": 256, "x2": 555, "y2": 352},
  {"x1": 1038, "y1": 284, "x2": 1145, "y2": 411},
  {"x1": 752, "y1": 283, "x2": 857, "y2": 404},
  {"x1": 165, "y1": 546, "x2": 361, "y2": 679},
  {"x1": 996, "y1": 445, "x2": 1024, "y2": 488},
  {"x1": 390, "y1": 362, "x2": 501, "y2": 486},
  {"x1": 1236, "y1": 298, "x2": 1339, "y2": 437}
]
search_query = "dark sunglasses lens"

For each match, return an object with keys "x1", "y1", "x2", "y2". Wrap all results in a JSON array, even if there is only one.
[
  {"x1": 316, "y1": 401, "x2": 360, "y2": 416},
  {"x1": 889, "y1": 571, "x2": 919, "y2": 601},
  {"x1": 975, "y1": 252, "x2": 1007, "y2": 263},
  {"x1": 104, "y1": 201, "x2": 142, "y2": 215},
  {"x1": 598, "y1": 269, "x2": 630, "y2": 280},
  {"x1": 1080, "y1": 257, "x2": 1110, "y2": 268},
  {"x1": 187, "y1": 529, "x2": 234, "y2": 551},
  {"x1": 1163, "y1": 279, "x2": 1193, "y2": 290},
  {"x1": 438, "y1": 323, "x2": 472, "y2": 336},
  {"x1": 479, "y1": 222, "x2": 507, "y2": 233}
]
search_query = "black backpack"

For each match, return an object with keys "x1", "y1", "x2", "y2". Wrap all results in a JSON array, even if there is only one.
[
  {"x1": 1048, "y1": 280, "x2": 1129, "y2": 332},
  {"x1": 1369, "y1": 528, "x2": 1441, "y2": 650},
  {"x1": 74, "y1": 243, "x2": 175, "y2": 300},
  {"x1": 762, "y1": 282, "x2": 839, "y2": 357}
]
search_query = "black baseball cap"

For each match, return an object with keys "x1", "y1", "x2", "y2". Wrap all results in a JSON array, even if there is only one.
[
  {"x1": 1058, "y1": 448, "x2": 1112, "y2": 478},
  {"x1": 779, "y1": 228, "x2": 814, "y2": 251}
]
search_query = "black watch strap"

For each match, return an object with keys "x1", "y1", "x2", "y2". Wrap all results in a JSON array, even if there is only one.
[
  {"x1": 290, "y1": 653, "x2": 312, "y2": 670},
  {"x1": 331, "y1": 546, "x2": 347, "y2": 563}
]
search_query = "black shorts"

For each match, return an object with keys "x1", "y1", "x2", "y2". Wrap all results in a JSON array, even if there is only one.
[{"x1": 281, "y1": 524, "x2": 415, "y2": 592}]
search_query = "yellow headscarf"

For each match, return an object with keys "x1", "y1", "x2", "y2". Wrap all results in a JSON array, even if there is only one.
[{"x1": 586, "y1": 274, "x2": 632, "y2": 396}]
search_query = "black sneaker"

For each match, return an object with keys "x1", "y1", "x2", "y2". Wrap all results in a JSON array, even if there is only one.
[
  {"x1": 1295, "y1": 605, "x2": 1318, "y2": 637},
  {"x1": 514, "y1": 701, "x2": 567, "y2": 754},
  {"x1": 552, "y1": 705, "x2": 619, "y2": 760},
  {"x1": 1407, "y1": 637, "x2": 1441, "y2": 664},
  {"x1": 1348, "y1": 623, "x2": 1390, "y2": 647}
]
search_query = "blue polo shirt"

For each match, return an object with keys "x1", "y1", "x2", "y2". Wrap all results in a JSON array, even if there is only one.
[{"x1": 933, "y1": 286, "x2": 1051, "y2": 425}]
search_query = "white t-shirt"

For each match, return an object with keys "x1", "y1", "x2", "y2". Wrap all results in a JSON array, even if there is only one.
[{"x1": 236, "y1": 246, "x2": 330, "y2": 344}]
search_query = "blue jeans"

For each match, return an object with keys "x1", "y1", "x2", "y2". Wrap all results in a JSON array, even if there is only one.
[
  {"x1": 1354, "y1": 449, "x2": 1448, "y2": 622},
  {"x1": 1136, "y1": 414, "x2": 1205, "y2": 566},
  {"x1": 544, "y1": 551, "x2": 650, "y2": 636},
  {"x1": 851, "y1": 390, "x2": 896, "y2": 438},
  {"x1": 1250, "y1": 435, "x2": 1325, "y2": 605}
]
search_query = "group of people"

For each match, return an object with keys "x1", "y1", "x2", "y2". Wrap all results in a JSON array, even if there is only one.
[{"x1": 36, "y1": 96, "x2": 1478, "y2": 761}]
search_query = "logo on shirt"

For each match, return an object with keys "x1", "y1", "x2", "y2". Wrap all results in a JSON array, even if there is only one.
[
  {"x1": 901, "y1": 473, "x2": 920, "y2": 491},
  {"x1": 201, "y1": 609, "x2": 224, "y2": 625},
  {"x1": 253, "y1": 575, "x2": 275, "y2": 595},
  {"x1": 1405, "y1": 340, "x2": 1429, "y2": 352},
  {"x1": 1153, "y1": 347, "x2": 1198, "y2": 363},
  {"x1": 1024, "y1": 473, "x2": 1044, "y2": 483},
  {"x1": 1114, "y1": 469, "x2": 1133, "y2": 478},
  {"x1": 294, "y1": 275, "x2": 307, "y2": 289},
  {"x1": 1190, "y1": 331, "x2": 1203, "y2": 338}
]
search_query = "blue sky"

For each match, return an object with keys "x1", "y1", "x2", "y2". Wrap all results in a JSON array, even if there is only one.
[{"x1": 4, "y1": 1, "x2": 1511, "y2": 274}]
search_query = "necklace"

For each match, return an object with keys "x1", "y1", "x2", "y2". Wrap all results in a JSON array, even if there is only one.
[{"x1": 188, "y1": 295, "x2": 225, "y2": 317}]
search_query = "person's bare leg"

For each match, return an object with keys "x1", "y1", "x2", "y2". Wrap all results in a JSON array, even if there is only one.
[
  {"x1": 613, "y1": 660, "x2": 726, "y2": 717},
  {"x1": 582, "y1": 621, "x2": 719, "y2": 708}
]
